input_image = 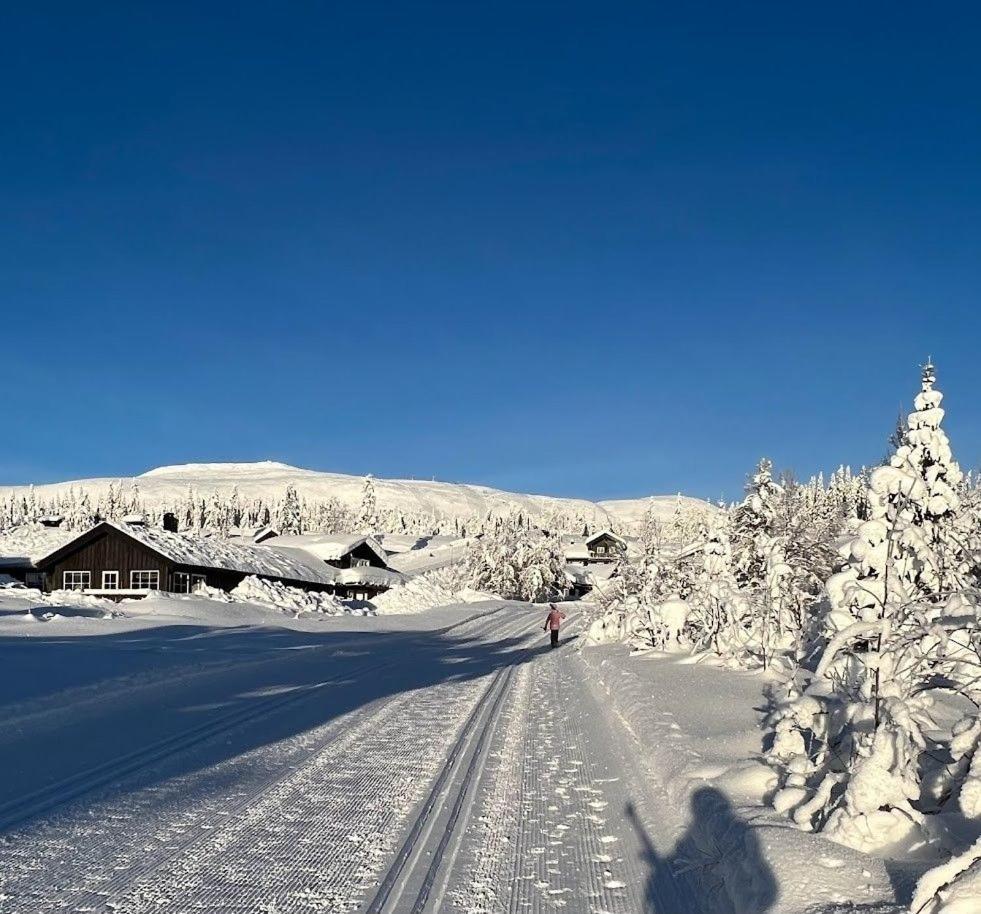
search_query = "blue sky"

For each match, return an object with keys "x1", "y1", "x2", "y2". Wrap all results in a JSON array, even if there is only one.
[{"x1": 2, "y1": 3, "x2": 979, "y2": 501}]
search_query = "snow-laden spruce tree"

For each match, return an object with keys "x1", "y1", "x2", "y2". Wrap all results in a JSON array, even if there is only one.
[
  {"x1": 357, "y1": 475, "x2": 378, "y2": 533},
  {"x1": 277, "y1": 485, "x2": 303, "y2": 535},
  {"x1": 208, "y1": 490, "x2": 230, "y2": 536},
  {"x1": 228, "y1": 485, "x2": 243, "y2": 528},
  {"x1": 731, "y1": 459, "x2": 784, "y2": 591},
  {"x1": 766, "y1": 362, "x2": 980, "y2": 855}
]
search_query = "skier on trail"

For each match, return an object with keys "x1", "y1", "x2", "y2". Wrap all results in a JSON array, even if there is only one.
[{"x1": 543, "y1": 603, "x2": 566, "y2": 648}]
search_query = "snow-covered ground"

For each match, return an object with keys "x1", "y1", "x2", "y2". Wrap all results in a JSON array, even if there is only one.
[
  {"x1": 0, "y1": 586, "x2": 913, "y2": 914},
  {"x1": 580, "y1": 643, "x2": 906, "y2": 913}
]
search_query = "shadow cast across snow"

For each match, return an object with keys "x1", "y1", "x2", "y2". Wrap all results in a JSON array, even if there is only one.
[
  {"x1": 626, "y1": 788, "x2": 779, "y2": 914},
  {"x1": 0, "y1": 605, "x2": 551, "y2": 835}
]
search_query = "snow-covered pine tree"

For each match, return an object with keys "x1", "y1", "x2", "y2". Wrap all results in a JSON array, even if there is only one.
[
  {"x1": 357, "y1": 475, "x2": 378, "y2": 533},
  {"x1": 128, "y1": 481, "x2": 142, "y2": 516},
  {"x1": 64, "y1": 489, "x2": 95, "y2": 532},
  {"x1": 731, "y1": 458, "x2": 783, "y2": 591},
  {"x1": 229, "y1": 485, "x2": 243, "y2": 528},
  {"x1": 688, "y1": 513, "x2": 752, "y2": 658},
  {"x1": 278, "y1": 485, "x2": 303, "y2": 535},
  {"x1": 26, "y1": 485, "x2": 40, "y2": 524},
  {"x1": 465, "y1": 513, "x2": 566, "y2": 602},
  {"x1": 766, "y1": 361, "x2": 979, "y2": 855},
  {"x1": 208, "y1": 490, "x2": 230, "y2": 536}
]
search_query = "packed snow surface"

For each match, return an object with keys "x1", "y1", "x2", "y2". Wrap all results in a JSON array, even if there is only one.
[{"x1": 0, "y1": 590, "x2": 910, "y2": 913}]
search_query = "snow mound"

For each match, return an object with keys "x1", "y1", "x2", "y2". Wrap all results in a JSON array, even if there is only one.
[
  {"x1": 370, "y1": 567, "x2": 485, "y2": 614},
  {"x1": 230, "y1": 576, "x2": 370, "y2": 616}
]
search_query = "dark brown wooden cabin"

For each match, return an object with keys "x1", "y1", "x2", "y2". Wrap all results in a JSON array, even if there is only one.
[
  {"x1": 328, "y1": 539, "x2": 389, "y2": 570},
  {"x1": 33, "y1": 522, "x2": 336, "y2": 601},
  {"x1": 584, "y1": 531, "x2": 626, "y2": 561}
]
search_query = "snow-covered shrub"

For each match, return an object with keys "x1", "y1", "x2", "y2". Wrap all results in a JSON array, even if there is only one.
[{"x1": 912, "y1": 837, "x2": 981, "y2": 914}]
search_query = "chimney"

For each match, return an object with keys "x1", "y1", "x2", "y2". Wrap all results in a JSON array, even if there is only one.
[{"x1": 162, "y1": 512, "x2": 179, "y2": 533}]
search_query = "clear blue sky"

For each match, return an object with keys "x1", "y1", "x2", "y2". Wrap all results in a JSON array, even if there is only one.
[{"x1": 2, "y1": 3, "x2": 979, "y2": 502}]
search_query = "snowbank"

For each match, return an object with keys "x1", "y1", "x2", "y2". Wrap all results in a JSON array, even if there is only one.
[
  {"x1": 370, "y1": 567, "x2": 488, "y2": 614},
  {"x1": 229, "y1": 575, "x2": 371, "y2": 616}
]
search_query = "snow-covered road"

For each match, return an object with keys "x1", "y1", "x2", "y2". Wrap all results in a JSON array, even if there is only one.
[{"x1": 0, "y1": 604, "x2": 697, "y2": 914}]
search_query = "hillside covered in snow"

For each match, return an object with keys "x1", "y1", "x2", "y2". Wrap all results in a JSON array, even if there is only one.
[{"x1": 0, "y1": 461, "x2": 708, "y2": 533}]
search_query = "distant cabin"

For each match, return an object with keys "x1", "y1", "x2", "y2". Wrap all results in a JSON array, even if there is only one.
[
  {"x1": 258, "y1": 533, "x2": 401, "y2": 602},
  {"x1": 561, "y1": 530, "x2": 628, "y2": 566},
  {"x1": 29, "y1": 520, "x2": 401, "y2": 602}
]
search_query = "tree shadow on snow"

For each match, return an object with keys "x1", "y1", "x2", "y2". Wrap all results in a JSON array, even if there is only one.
[
  {"x1": 626, "y1": 789, "x2": 778, "y2": 914},
  {"x1": 0, "y1": 604, "x2": 556, "y2": 835}
]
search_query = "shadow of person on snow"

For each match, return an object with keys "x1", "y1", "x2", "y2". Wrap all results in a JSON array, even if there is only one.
[{"x1": 626, "y1": 788, "x2": 778, "y2": 914}]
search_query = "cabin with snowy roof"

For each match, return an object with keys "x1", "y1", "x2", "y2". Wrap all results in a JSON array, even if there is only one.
[
  {"x1": 30, "y1": 520, "x2": 399, "y2": 601},
  {"x1": 256, "y1": 533, "x2": 401, "y2": 601},
  {"x1": 560, "y1": 530, "x2": 628, "y2": 566}
]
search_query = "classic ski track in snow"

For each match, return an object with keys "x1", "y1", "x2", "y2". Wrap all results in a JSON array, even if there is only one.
[
  {"x1": 364, "y1": 664, "x2": 519, "y2": 913},
  {"x1": 445, "y1": 625, "x2": 694, "y2": 914},
  {"x1": 0, "y1": 606, "x2": 511, "y2": 834},
  {"x1": 0, "y1": 608, "x2": 537, "y2": 914}
]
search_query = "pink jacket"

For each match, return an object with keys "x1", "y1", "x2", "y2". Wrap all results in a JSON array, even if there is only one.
[{"x1": 544, "y1": 608, "x2": 566, "y2": 631}]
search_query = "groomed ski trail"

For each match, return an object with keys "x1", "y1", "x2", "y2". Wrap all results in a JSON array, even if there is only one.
[{"x1": 0, "y1": 604, "x2": 696, "y2": 914}]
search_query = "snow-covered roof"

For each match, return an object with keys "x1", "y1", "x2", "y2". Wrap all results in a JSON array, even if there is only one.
[
  {"x1": 260, "y1": 533, "x2": 388, "y2": 565},
  {"x1": 334, "y1": 566, "x2": 405, "y2": 587},
  {"x1": 38, "y1": 522, "x2": 337, "y2": 586},
  {"x1": 585, "y1": 530, "x2": 627, "y2": 548},
  {"x1": 560, "y1": 529, "x2": 631, "y2": 561},
  {"x1": 0, "y1": 525, "x2": 78, "y2": 564},
  {"x1": 585, "y1": 562, "x2": 620, "y2": 582}
]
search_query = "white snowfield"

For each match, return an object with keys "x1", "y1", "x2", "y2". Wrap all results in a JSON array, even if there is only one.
[
  {"x1": 0, "y1": 591, "x2": 903, "y2": 914},
  {"x1": 0, "y1": 461, "x2": 709, "y2": 532}
]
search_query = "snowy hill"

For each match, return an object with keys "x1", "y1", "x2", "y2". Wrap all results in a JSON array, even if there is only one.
[
  {"x1": 0, "y1": 462, "x2": 710, "y2": 532},
  {"x1": 597, "y1": 494, "x2": 717, "y2": 530}
]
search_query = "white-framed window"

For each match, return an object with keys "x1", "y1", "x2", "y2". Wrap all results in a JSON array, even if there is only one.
[
  {"x1": 173, "y1": 572, "x2": 208, "y2": 594},
  {"x1": 131, "y1": 570, "x2": 160, "y2": 590},
  {"x1": 102, "y1": 571, "x2": 119, "y2": 590},
  {"x1": 63, "y1": 571, "x2": 90, "y2": 591},
  {"x1": 352, "y1": 557, "x2": 370, "y2": 568},
  {"x1": 172, "y1": 571, "x2": 191, "y2": 593},
  {"x1": 172, "y1": 572, "x2": 207, "y2": 593},
  {"x1": 596, "y1": 545, "x2": 607, "y2": 555}
]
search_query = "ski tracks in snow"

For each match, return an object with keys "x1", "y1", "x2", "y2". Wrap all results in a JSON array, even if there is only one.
[
  {"x1": 0, "y1": 609, "x2": 534, "y2": 914},
  {"x1": 446, "y1": 637, "x2": 658, "y2": 914},
  {"x1": 0, "y1": 607, "x2": 693, "y2": 914}
]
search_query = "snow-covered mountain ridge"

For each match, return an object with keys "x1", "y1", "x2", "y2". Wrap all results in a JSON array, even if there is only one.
[{"x1": 1, "y1": 462, "x2": 710, "y2": 532}]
